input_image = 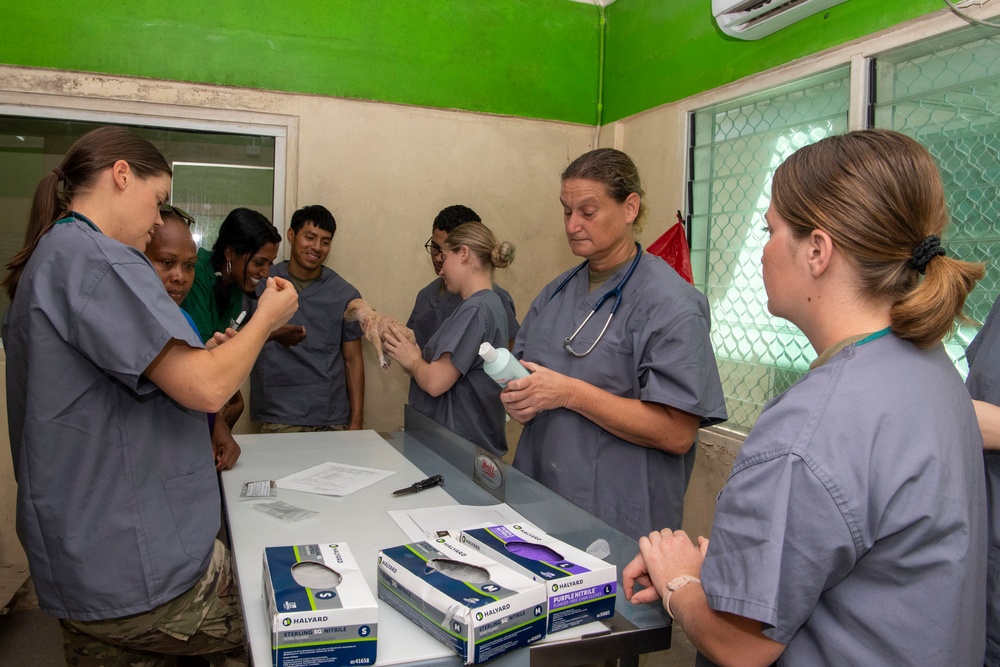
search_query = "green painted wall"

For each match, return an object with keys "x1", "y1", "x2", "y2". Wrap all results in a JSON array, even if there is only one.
[
  {"x1": 0, "y1": 0, "x2": 600, "y2": 124},
  {"x1": 603, "y1": 0, "x2": 947, "y2": 123},
  {"x1": 0, "y1": 0, "x2": 962, "y2": 125}
]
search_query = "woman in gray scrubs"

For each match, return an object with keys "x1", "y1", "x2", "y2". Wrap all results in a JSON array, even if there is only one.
[
  {"x1": 3, "y1": 126, "x2": 298, "y2": 663},
  {"x1": 500, "y1": 148, "x2": 727, "y2": 540},
  {"x1": 383, "y1": 222, "x2": 514, "y2": 455},
  {"x1": 623, "y1": 130, "x2": 988, "y2": 666},
  {"x1": 965, "y1": 297, "x2": 1000, "y2": 667}
]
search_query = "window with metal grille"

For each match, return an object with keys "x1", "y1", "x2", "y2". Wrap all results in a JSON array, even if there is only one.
[
  {"x1": 689, "y1": 68, "x2": 850, "y2": 433},
  {"x1": 873, "y1": 26, "x2": 1000, "y2": 376}
]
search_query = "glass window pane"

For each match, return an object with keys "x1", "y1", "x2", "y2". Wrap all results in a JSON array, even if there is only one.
[
  {"x1": 690, "y1": 67, "x2": 850, "y2": 433},
  {"x1": 0, "y1": 117, "x2": 277, "y2": 318},
  {"x1": 874, "y1": 26, "x2": 1000, "y2": 376}
]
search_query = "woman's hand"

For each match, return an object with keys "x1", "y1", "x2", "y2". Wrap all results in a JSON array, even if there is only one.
[
  {"x1": 255, "y1": 277, "x2": 298, "y2": 330},
  {"x1": 499, "y1": 361, "x2": 575, "y2": 423},
  {"x1": 269, "y1": 324, "x2": 307, "y2": 348},
  {"x1": 502, "y1": 358, "x2": 699, "y2": 453},
  {"x1": 211, "y1": 419, "x2": 242, "y2": 471},
  {"x1": 206, "y1": 328, "x2": 236, "y2": 351},
  {"x1": 623, "y1": 529, "x2": 707, "y2": 605},
  {"x1": 382, "y1": 322, "x2": 423, "y2": 375},
  {"x1": 219, "y1": 390, "x2": 244, "y2": 429}
]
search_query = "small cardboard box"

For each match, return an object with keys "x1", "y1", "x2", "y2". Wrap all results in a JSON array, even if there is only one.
[
  {"x1": 377, "y1": 536, "x2": 547, "y2": 664},
  {"x1": 461, "y1": 523, "x2": 617, "y2": 633},
  {"x1": 263, "y1": 543, "x2": 378, "y2": 667}
]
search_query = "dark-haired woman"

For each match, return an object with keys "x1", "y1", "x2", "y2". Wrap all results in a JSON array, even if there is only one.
[
  {"x1": 182, "y1": 207, "x2": 282, "y2": 431},
  {"x1": 3, "y1": 126, "x2": 297, "y2": 663},
  {"x1": 182, "y1": 206, "x2": 282, "y2": 342},
  {"x1": 623, "y1": 130, "x2": 986, "y2": 666}
]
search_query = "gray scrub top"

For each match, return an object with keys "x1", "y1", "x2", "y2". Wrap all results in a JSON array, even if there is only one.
[
  {"x1": 407, "y1": 277, "x2": 519, "y2": 349},
  {"x1": 966, "y1": 293, "x2": 1000, "y2": 667},
  {"x1": 249, "y1": 261, "x2": 363, "y2": 426},
  {"x1": 513, "y1": 253, "x2": 726, "y2": 540},
  {"x1": 408, "y1": 289, "x2": 509, "y2": 455},
  {"x1": 4, "y1": 217, "x2": 218, "y2": 621},
  {"x1": 700, "y1": 334, "x2": 986, "y2": 666}
]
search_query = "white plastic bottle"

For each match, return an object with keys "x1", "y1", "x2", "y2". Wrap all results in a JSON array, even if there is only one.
[{"x1": 478, "y1": 342, "x2": 530, "y2": 388}]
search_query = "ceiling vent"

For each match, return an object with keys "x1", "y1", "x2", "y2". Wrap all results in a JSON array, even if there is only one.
[{"x1": 713, "y1": 0, "x2": 850, "y2": 40}]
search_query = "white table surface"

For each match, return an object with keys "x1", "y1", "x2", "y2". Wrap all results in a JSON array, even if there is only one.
[{"x1": 221, "y1": 430, "x2": 602, "y2": 667}]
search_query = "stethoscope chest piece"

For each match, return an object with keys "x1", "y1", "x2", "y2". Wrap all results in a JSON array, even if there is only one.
[{"x1": 551, "y1": 242, "x2": 642, "y2": 358}]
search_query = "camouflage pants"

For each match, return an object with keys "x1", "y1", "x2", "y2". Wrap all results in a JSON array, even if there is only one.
[
  {"x1": 258, "y1": 422, "x2": 348, "y2": 434},
  {"x1": 62, "y1": 540, "x2": 245, "y2": 667}
]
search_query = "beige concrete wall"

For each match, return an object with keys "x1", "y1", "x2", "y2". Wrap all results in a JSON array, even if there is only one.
[{"x1": 0, "y1": 66, "x2": 594, "y2": 562}]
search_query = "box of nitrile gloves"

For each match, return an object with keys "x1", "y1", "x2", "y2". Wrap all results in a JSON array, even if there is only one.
[
  {"x1": 376, "y1": 536, "x2": 547, "y2": 664},
  {"x1": 460, "y1": 523, "x2": 616, "y2": 633},
  {"x1": 263, "y1": 543, "x2": 377, "y2": 667}
]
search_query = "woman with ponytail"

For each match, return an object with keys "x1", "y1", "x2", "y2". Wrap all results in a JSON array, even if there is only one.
[
  {"x1": 383, "y1": 222, "x2": 514, "y2": 455},
  {"x1": 623, "y1": 129, "x2": 987, "y2": 666},
  {"x1": 3, "y1": 126, "x2": 297, "y2": 663}
]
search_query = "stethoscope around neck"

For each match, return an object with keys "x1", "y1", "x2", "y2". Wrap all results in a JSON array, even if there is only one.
[{"x1": 548, "y1": 241, "x2": 642, "y2": 358}]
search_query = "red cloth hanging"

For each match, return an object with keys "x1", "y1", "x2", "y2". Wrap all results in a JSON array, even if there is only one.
[{"x1": 647, "y1": 211, "x2": 694, "y2": 284}]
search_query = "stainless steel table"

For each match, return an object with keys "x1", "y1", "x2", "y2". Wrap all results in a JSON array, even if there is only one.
[{"x1": 221, "y1": 407, "x2": 670, "y2": 666}]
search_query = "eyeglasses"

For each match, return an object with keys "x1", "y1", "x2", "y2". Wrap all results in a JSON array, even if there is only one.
[
  {"x1": 424, "y1": 238, "x2": 444, "y2": 257},
  {"x1": 160, "y1": 204, "x2": 196, "y2": 228}
]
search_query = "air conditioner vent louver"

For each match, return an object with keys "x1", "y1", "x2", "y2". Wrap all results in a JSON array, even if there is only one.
[{"x1": 712, "y1": 0, "x2": 850, "y2": 40}]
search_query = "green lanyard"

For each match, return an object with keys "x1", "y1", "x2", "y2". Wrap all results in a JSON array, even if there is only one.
[
  {"x1": 856, "y1": 326, "x2": 892, "y2": 347},
  {"x1": 55, "y1": 212, "x2": 101, "y2": 233}
]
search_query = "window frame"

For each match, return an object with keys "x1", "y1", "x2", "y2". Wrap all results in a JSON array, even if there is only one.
[
  {"x1": 676, "y1": 8, "x2": 1000, "y2": 436},
  {"x1": 0, "y1": 101, "x2": 292, "y2": 236}
]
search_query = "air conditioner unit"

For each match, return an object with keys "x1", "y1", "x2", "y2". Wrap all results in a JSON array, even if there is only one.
[{"x1": 713, "y1": 0, "x2": 850, "y2": 40}]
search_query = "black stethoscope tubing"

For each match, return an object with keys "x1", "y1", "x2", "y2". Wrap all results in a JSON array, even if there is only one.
[{"x1": 547, "y1": 241, "x2": 643, "y2": 357}]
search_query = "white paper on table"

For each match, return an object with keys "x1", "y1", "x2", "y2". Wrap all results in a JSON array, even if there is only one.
[
  {"x1": 275, "y1": 461, "x2": 396, "y2": 496},
  {"x1": 388, "y1": 503, "x2": 527, "y2": 542}
]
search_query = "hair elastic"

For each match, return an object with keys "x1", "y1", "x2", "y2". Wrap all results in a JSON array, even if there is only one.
[
  {"x1": 52, "y1": 167, "x2": 66, "y2": 182},
  {"x1": 909, "y1": 235, "x2": 946, "y2": 274}
]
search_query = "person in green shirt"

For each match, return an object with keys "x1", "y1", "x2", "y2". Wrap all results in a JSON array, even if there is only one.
[
  {"x1": 182, "y1": 207, "x2": 282, "y2": 431},
  {"x1": 182, "y1": 206, "x2": 281, "y2": 342}
]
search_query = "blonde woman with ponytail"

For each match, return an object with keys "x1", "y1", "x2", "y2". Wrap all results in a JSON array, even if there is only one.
[
  {"x1": 383, "y1": 222, "x2": 514, "y2": 455},
  {"x1": 623, "y1": 130, "x2": 987, "y2": 666}
]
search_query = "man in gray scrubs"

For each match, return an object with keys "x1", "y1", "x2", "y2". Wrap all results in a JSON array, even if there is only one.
[{"x1": 250, "y1": 204, "x2": 365, "y2": 431}]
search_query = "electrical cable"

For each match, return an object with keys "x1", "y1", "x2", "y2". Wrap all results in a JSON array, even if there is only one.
[
  {"x1": 593, "y1": 0, "x2": 607, "y2": 148},
  {"x1": 944, "y1": 0, "x2": 1000, "y2": 29}
]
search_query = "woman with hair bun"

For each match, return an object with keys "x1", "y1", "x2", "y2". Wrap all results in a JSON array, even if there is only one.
[
  {"x1": 623, "y1": 129, "x2": 987, "y2": 666},
  {"x1": 383, "y1": 222, "x2": 514, "y2": 455}
]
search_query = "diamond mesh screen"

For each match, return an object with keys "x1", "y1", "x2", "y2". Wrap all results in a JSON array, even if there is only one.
[
  {"x1": 874, "y1": 27, "x2": 1000, "y2": 376},
  {"x1": 690, "y1": 68, "x2": 850, "y2": 433}
]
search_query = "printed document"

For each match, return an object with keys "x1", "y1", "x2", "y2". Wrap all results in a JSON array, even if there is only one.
[{"x1": 276, "y1": 461, "x2": 395, "y2": 496}]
